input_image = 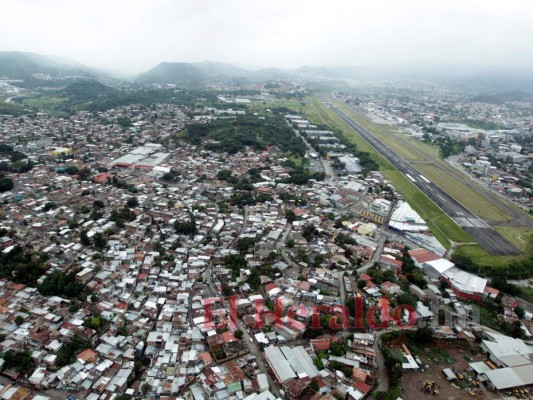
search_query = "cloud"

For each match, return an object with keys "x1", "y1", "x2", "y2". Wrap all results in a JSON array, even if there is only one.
[{"x1": 0, "y1": 0, "x2": 531, "y2": 74}]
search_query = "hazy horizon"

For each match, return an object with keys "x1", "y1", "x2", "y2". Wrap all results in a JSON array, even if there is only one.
[{"x1": 1, "y1": 0, "x2": 532, "y2": 76}]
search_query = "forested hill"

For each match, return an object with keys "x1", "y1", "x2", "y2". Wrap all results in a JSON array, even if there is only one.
[
  {"x1": 20, "y1": 80, "x2": 228, "y2": 115},
  {"x1": 136, "y1": 62, "x2": 208, "y2": 85}
]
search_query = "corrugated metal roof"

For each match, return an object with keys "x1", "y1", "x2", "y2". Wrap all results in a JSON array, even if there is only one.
[
  {"x1": 264, "y1": 346, "x2": 296, "y2": 382},
  {"x1": 280, "y1": 346, "x2": 318, "y2": 378},
  {"x1": 484, "y1": 368, "x2": 524, "y2": 389},
  {"x1": 483, "y1": 335, "x2": 533, "y2": 359}
]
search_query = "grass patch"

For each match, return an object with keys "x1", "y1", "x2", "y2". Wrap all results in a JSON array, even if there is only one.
[
  {"x1": 454, "y1": 244, "x2": 530, "y2": 272},
  {"x1": 494, "y1": 226, "x2": 533, "y2": 253},
  {"x1": 518, "y1": 286, "x2": 533, "y2": 303},
  {"x1": 23, "y1": 96, "x2": 69, "y2": 116},
  {"x1": 415, "y1": 164, "x2": 510, "y2": 222}
]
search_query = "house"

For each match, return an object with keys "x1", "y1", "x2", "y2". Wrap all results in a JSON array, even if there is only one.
[{"x1": 380, "y1": 281, "x2": 401, "y2": 295}]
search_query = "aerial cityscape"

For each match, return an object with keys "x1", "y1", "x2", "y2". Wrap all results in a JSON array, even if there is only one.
[{"x1": 1, "y1": 1, "x2": 533, "y2": 400}]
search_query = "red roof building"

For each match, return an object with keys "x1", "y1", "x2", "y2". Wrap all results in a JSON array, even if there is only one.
[{"x1": 408, "y1": 248, "x2": 440, "y2": 266}]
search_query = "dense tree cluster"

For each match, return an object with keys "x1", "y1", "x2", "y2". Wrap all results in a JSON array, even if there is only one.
[
  {"x1": 0, "y1": 245, "x2": 48, "y2": 286},
  {"x1": 400, "y1": 249, "x2": 428, "y2": 288},
  {"x1": 56, "y1": 335, "x2": 92, "y2": 367},
  {"x1": 109, "y1": 207, "x2": 137, "y2": 227},
  {"x1": 1, "y1": 348, "x2": 34, "y2": 374},
  {"x1": 161, "y1": 169, "x2": 180, "y2": 183},
  {"x1": 224, "y1": 254, "x2": 247, "y2": 281},
  {"x1": 186, "y1": 114, "x2": 307, "y2": 156},
  {"x1": 108, "y1": 175, "x2": 138, "y2": 193},
  {"x1": 38, "y1": 270, "x2": 86, "y2": 298},
  {"x1": 0, "y1": 175, "x2": 14, "y2": 193},
  {"x1": 174, "y1": 213, "x2": 197, "y2": 236},
  {"x1": 366, "y1": 266, "x2": 396, "y2": 285},
  {"x1": 246, "y1": 264, "x2": 279, "y2": 290}
]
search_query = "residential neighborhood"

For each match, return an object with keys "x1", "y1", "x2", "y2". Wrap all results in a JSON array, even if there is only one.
[{"x1": 0, "y1": 95, "x2": 532, "y2": 400}]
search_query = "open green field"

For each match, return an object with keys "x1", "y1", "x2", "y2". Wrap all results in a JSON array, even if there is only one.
[
  {"x1": 454, "y1": 244, "x2": 524, "y2": 269},
  {"x1": 23, "y1": 96, "x2": 69, "y2": 115},
  {"x1": 494, "y1": 226, "x2": 533, "y2": 253},
  {"x1": 453, "y1": 238, "x2": 533, "y2": 279},
  {"x1": 307, "y1": 96, "x2": 474, "y2": 248},
  {"x1": 415, "y1": 164, "x2": 510, "y2": 222}
]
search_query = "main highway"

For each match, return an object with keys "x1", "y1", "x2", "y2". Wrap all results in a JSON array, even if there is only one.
[{"x1": 321, "y1": 97, "x2": 520, "y2": 256}]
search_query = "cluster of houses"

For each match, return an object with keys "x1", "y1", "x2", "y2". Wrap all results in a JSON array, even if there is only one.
[{"x1": 0, "y1": 99, "x2": 532, "y2": 400}]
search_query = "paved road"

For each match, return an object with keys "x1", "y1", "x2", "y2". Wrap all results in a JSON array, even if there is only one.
[
  {"x1": 338, "y1": 270, "x2": 346, "y2": 302},
  {"x1": 322, "y1": 97, "x2": 520, "y2": 256},
  {"x1": 358, "y1": 235, "x2": 387, "y2": 273},
  {"x1": 373, "y1": 333, "x2": 389, "y2": 392}
]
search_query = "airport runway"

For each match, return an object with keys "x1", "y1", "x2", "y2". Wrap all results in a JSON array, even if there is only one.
[{"x1": 321, "y1": 98, "x2": 520, "y2": 256}]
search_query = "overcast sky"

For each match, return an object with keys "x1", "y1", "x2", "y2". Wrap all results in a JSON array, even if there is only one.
[{"x1": 1, "y1": 0, "x2": 532, "y2": 75}]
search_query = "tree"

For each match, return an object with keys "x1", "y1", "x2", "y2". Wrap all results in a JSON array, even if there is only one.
[
  {"x1": 285, "y1": 210, "x2": 297, "y2": 222},
  {"x1": 14, "y1": 315, "x2": 24, "y2": 326},
  {"x1": 0, "y1": 177, "x2": 14, "y2": 193},
  {"x1": 83, "y1": 316, "x2": 102, "y2": 330},
  {"x1": 237, "y1": 237, "x2": 257, "y2": 253},
  {"x1": 314, "y1": 254, "x2": 325, "y2": 267},
  {"x1": 93, "y1": 232, "x2": 107, "y2": 249},
  {"x1": 43, "y1": 201, "x2": 57, "y2": 211},
  {"x1": 2, "y1": 348, "x2": 34, "y2": 374},
  {"x1": 515, "y1": 306, "x2": 525, "y2": 319},
  {"x1": 357, "y1": 279, "x2": 367, "y2": 289},
  {"x1": 330, "y1": 341, "x2": 346, "y2": 356},
  {"x1": 117, "y1": 325, "x2": 128, "y2": 336},
  {"x1": 397, "y1": 292, "x2": 418, "y2": 308},
  {"x1": 217, "y1": 169, "x2": 233, "y2": 181},
  {"x1": 412, "y1": 327, "x2": 434, "y2": 345},
  {"x1": 286, "y1": 238, "x2": 295, "y2": 248},
  {"x1": 213, "y1": 348, "x2": 226, "y2": 360},
  {"x1": 309, "y1": 377, "x2": 319, "y2": 392},
  {"x1": 126, "y1": 196, "x2": 139, "y2": 208},
  {"x1": 141, "y1": 383, "x2": 152, "y2": 396},
  {"x1": 235, "y1": 330, "x2": 243, "y2": 339},
  {"x1": 80, "y1": 230, "x2": 91, "y2": 246}
]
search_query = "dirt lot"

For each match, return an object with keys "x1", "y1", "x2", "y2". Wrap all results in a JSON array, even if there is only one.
[{"x1": 401, "y1": 346, "x2": 497, "y2": 400}]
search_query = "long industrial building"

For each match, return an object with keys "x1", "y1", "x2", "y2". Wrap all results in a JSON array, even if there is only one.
[
  {"x1": 476, "y1": 332, "x2": 533, "y2": 392},
  {"x1": 108, "y1": 143, "x2": 170, "y2": 170},
  {"x1": 264, "y1": 346, "x2": 318, "y2": 384}
]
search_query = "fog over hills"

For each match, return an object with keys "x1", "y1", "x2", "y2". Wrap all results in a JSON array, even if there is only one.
[
  {"x1": 1, "y1": 50, "x2": 533, "y2": 94},
  {"x1": 0, "y1": 51, "x2": 95, "y2": 78}
]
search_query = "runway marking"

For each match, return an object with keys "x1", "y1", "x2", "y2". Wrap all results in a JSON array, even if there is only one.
[
  {"x1": 453, "y1": 217, "x2": 491, "y2": 229},
  {"x1": 406, "y1": 174, "x2": 416, "y2": 183},
  {"x1": 436, "y1": 194, "x2": 446, "y2": 201},
  {"x1": 420, "y1": 175, "x2": 430, "y2": 183}
]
